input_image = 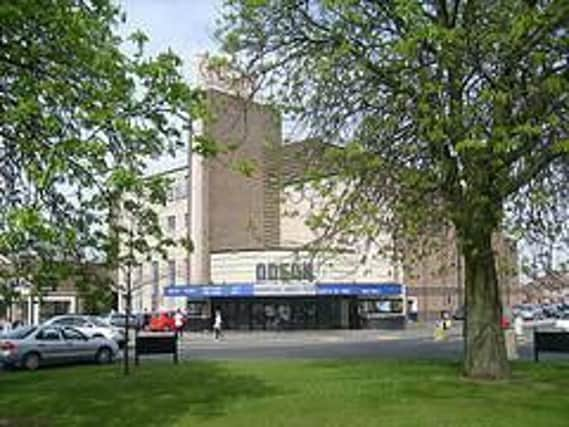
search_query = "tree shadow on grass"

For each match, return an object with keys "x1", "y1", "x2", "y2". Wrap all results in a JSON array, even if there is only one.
[{"x1": 0, "y1": 360, "x2": 281, "y2": 427}]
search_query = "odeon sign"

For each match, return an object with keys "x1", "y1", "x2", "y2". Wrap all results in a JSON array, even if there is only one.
[{"x1": 255, "y1": 262, "x2": 314, "y2": 282}]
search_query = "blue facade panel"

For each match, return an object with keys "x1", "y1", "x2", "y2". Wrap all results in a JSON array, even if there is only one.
[
  {"x1": 164, "y1": 283, "x2": 404, "y2": 298},
  {"x1": 316, "y1": 283, "x2": 403, "y2": 296},
  {"x1": 164, "y1": 284, "x2": 255, "y2": 298}
]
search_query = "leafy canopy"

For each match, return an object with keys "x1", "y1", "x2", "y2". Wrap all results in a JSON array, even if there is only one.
[
  {"x1": 220, "y1": 0, "x2": 569, "y2": 252},
  {"x1": 0, "y1": 0, "x2": 200, "y2": 301}
]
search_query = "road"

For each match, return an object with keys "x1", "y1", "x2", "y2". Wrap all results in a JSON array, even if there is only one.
[
  {"x1": 173, "y1": 322, "x2": 568, "y2": 362},
  {"x1": 3, "y1": 321, "x2": 567, "y2": 373}
]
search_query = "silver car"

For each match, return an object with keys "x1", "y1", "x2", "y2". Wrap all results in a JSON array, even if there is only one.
[
  {"x1": 0, "y1": 325, "x2": 119, "y2": 370},
  {"x1": 43, "y1": 315, "x2": 125, "y2": 346}
]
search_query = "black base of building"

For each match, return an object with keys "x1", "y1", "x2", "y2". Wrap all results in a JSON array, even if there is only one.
[{"x1": 186, "y1": 296, "x2": 406, "y2": 331}]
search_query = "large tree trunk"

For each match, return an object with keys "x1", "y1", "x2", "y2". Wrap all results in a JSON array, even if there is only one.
[{"x1": 463, "y1": 230, "x2": 510, "y2": 379}]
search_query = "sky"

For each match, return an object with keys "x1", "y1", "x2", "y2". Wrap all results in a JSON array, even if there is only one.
[
  {"x1": 120, "y1": 0, "x2": 222, "y2": 71},
  {"x1": 119, "y1": 0, "x2": 224, "y2": 173}
]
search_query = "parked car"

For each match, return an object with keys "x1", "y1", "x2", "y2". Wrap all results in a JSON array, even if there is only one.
[
  {"x1": 517, "y1": 304, "x2": 539, "y2": 321},
  {"x1": 148, "y1": 312, "x2": 176, "y2": 332},
  {"x1": 43, "y1": 315, "x2": 124, "y2": 346},
  {"x1": 541, "y1": 304, "x2": 560, "y2": 319},
  {"x1": 101, "y1": 312, "x2": 141, "y2": 330},
  {"x1": 0, "y1": 325, "x2": 119, "y2": 370},
  {"x1": 452, "y1": 306, "x2": 465, "y2": 321},
  {"x1": 555, "y1": 311, "x2": 569, "y2": 330}
]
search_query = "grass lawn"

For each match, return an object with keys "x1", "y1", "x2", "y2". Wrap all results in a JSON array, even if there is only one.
[{"x1": 0, "y1": 359, "x2": 568, "y2": 427}]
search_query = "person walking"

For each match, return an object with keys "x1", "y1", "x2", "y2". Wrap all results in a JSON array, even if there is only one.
[
  {"x1": 213, "y1": 309, "x2": 222, "y2": 341},
  {"x1": 174, "y1": 309, "x2": 185, "y2": 336}
]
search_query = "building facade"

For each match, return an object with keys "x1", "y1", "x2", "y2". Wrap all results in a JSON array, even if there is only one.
[{"x1": 116, "y1": 57, "x2": 519, "y2": 328}]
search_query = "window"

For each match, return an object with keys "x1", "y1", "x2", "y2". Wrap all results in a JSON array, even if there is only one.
[
  {"x1": 62, "y1": 328, "x2": 86, "y2": 341},
  {"x1": 186, "y1": 301, "x2": 207, "y2": 318},
  {"x1": 167, "y1": 187, "x2": 175, "y2": 202},
  {"x1": 184, "y1": 213, "x2": 190, "y2": 228},
  {"x1": 168, "y1": 260, "x2": 176, "y2": 285},
  {"x1": 167, "y1": 215, "x2": 176, "y2": 234},
  {"x1": 184, "y1": 258, "x2": 190, "y2": 285},
  {"x1": 151, "y1": 261, "x2": 160, "y2": 311},
  {"x1": 53, "y1": 317, "x2": 85, "y2": 327},
  {"x1": 4, "y1": 326, "x2": 36, "y2": 339},
  {"x1": 358, "y1": 298, "x2": 404, "y2": 316},
  {"x1": 152, "y1": 261, "x2": 159, "y2": 285},
  {"x1": 175, "y1": 180, "x2": 187, "y2": 200},
  {"x1": 87, "y1": 316, "x2": 108, "y2": 327},
  {"x1": 36, "y1": 327, "x2": 61, "y2": 341},
  {"x1": 136, "y1": 264, "x2": 143, "y2": 284},
  {"x1": 39, "y1": 301, "x2": 71, "y2": 323}
]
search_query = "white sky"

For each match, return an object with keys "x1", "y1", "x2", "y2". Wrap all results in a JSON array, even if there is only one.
[
  {"x1": 119, "y1": 0, "x2": 222, "y2": 68},
  {"x1": 118, "y1": 0, "x2": 224, "y2": 174}
]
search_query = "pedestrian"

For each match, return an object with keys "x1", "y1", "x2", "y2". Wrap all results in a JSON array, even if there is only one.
[
  {"x1": 434, "y1": 319, "x2": 446, "y2": 341},
  {"x1": 213, "y1": 309, "x2": 222, "y2": 341},
  {"x1": 141, "y1": 308, "x2": 149, "y2": 330},
  {"x1": 174, "y1": 309, "x2": 185, "y2": 336},
  {"x1": 441, "y1": 311, "x2": 452, "y2": 331},
  {"x1": 514, "y1": 315, "x2": 524, "y2": 343},
  {"x1": 434, "y1": 311, "x2": 450, "y2": 341}
]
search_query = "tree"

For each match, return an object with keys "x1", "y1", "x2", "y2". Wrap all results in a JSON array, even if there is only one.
[
  {"x1": 220, "y1": 0, "x2": 569, "y2": 379},
  {"x1": 0, "y1": 1, "x2": 200, "y2": 320}
]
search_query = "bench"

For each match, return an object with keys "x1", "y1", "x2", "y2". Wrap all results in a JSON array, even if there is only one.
[
  {"x1": 135, "y1": 332, "x2": 178, "y2": 365},
  {"x1": 534, "y1": 330, "x2": 569, "y2": 362}
]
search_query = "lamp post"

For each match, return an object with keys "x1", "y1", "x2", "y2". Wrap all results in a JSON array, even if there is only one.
[
  {"x1": 123, "y1": 219, "x2": 134, "y2": 376},
  {"x1": 186, "y1": 117, "x2": 193, "y2": 291}
]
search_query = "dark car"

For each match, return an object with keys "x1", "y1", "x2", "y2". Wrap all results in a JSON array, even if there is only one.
[{"x1": 452, "y1": 306, "x2": 465, "y2": 321}]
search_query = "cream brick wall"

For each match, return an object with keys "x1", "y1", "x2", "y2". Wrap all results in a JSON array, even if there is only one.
[
  {"x1": 211, "y1": 250, "x2": 396, "y2": 284},
  {"x1": 279, "y1": 180, "x2": 399, "y2": 283}
]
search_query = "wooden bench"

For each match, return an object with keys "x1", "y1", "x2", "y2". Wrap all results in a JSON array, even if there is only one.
[
  {"x1": 534, "y1": 330, "x2": 569, "y2": 362},
  {"x1": 135, "y1": 332, "x2": 178, "y2": 365}
]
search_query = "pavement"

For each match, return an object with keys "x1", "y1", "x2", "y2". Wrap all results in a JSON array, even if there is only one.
[{"x1": 179, "y1": 322, "x2": 458, "y2": 346}]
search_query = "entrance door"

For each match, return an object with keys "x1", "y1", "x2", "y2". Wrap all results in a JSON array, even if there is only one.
[
  {"x1": 348, "y1": 299, "x2": 359, "y2": 329},
  {"x1": 317, "y1": 297, "x2": 342, "y2": 329},
  {"x1": 251, "y1": 302, "x2": 266, "y2": 330}
]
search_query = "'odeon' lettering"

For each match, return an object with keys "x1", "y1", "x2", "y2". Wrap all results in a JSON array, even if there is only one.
[{"x1": 255, "y1": 262, "x2": 314, "y2": 282}]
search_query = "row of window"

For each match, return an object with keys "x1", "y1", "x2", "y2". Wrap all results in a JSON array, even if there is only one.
[
  {"x1": 161, "y1": 213, "x2": 190, "y2": 235},
  {"x1": 166, "y1": 177, "x2": 189, "y2": 203},
  {"x1": 135, "y1": 258, "x2": 190, "y2": 287}
]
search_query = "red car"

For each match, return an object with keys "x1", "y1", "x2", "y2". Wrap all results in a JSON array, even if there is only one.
[
  {"x1": 149, "y1": 313, "x2": 176, "y2": 332},
  {"x1": 501, "y1": 315, "x2": 511, "y2": 330}
]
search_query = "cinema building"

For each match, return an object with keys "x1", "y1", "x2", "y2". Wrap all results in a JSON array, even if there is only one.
[{"x1": 117, "y1": 57, "x2": 519, "y2": 329}]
